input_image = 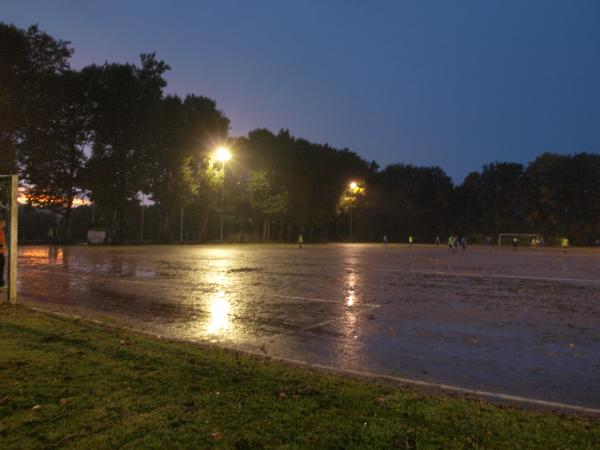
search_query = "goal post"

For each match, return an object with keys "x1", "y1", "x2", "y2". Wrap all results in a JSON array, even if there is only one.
[
  {"x1": 0, "y1": 175, "x2": 18, "y2": 303},
  {"x1": 498, "y1": 233, "x2": 539, "y2": 247}
]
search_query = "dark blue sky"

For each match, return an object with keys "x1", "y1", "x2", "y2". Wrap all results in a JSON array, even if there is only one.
[{"x1": 4, "y1": 0, "x2": 600, "y2": 181}]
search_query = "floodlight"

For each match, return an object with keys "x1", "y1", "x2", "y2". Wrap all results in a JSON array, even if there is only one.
[{"x1": 215, "y1": 146, "x2": 231, "y2": 162}]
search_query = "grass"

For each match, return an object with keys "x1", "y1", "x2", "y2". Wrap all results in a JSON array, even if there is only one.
[{"x1": 1, "y1": 305, "x2": 599, "y2": 449}]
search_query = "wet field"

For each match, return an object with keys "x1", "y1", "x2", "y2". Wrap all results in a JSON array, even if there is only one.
[{"x1": 17, "y1": 244, "x2": 600, "y2": 411}]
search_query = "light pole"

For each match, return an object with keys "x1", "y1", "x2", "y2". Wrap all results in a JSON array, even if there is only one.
[
  {"x1": 215, "y1": 146, "x2": 231, "y2": 242},
  {"x1": 349, "y1": 181, "x2": 358, "y2": 240},
  {"x1": 140, "y1": 195, "x2": 144, "y2": 243}
]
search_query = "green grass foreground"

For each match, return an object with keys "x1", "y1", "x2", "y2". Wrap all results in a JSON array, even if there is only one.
[{"x1": 1, "y1": 306, "x2": 599, "y2": 449}]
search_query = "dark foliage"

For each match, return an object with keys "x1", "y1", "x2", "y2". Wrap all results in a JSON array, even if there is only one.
[{"x1": 3, "y1": 23, "x2": 599, "y2": 245}]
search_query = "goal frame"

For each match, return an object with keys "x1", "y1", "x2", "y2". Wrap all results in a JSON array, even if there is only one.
[
  {"x1": 498, "y1": 233, "x2": 539, "y2": 247},
  {"x1": 0, "y1": 175, "x2": 18, "y2": 303}
]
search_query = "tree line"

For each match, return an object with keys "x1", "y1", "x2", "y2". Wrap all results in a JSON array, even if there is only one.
[{"x1": 2, "y1": 23, "x2": 599, "y2": 245}]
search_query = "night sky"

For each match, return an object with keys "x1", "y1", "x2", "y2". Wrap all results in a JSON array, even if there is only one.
[{"x1": 4, "y1": 0, "x2": 600, "y2": 181}]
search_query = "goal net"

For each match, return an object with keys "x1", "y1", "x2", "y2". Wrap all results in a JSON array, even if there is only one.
[
  {"x1": 498, "y1": 233, "x2": 540, "y2": 247},
  {"x1": 0, "y1": 175, "x2": 18, "y2": 303}
]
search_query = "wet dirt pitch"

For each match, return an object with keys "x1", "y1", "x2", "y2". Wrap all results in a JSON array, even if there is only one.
[{"x1": 16, "y1": 244, "x2": 600, "y2": 411}]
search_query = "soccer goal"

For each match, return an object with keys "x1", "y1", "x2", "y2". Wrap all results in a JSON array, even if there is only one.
[
  {"x1": 498, "y1": 233, "x2": 540, "y2": 247},
  {"x1": 0, "y1": 175, "x2": 18, "y2": 303}
]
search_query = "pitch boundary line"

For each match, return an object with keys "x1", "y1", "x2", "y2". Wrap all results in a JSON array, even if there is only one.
[
  {"x1": 23, "y1": 304, "x2": 600, "y2": 415},
  {"x1": 22, "y1": 262, "x2": 600, "y2": 287},
  {"x1": 21, "y1": 269, "x2": 371, "y2": 306},
  {"x1": 241, "y1": 349, "x2": 600, "y2": 415},
  {"x1": 264, "y1": 303, "x2": 381, "y2": 340},
  {"x1": 407, "y1": 269, "x2": 600, "y2": 285}
]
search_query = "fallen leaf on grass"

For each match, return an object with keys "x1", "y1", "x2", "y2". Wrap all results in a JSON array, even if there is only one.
[
  {"x1": 210, "y1": 432, "x2": 223, "y2": 441},
  {"x1": 60, "y1": 398, "x2": 70, "y2": 405},
  {"x1": 32, "y1": 404, "x2": 42, "y2": 410}
]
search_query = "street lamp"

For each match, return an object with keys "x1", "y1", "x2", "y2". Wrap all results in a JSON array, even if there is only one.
[{"x1": 215, "y1": 146, "x2": 231, "y2": 242}]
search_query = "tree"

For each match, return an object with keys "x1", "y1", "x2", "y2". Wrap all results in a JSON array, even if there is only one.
[
  {"x1": 476, "y1": 162, "x2": 526, "y2": 234},
  {"x1": 237, "y1": 129, "x2": 372, "y2": 241},
  {"x1": 83, "y1": 53, "x2": 169, "y2": 240},
  {"x1": 366, "y1": 164, "x2": 453, "y2": 241},
  {"x1": 143, "y1": 94, "x2": 230, "y2": 241},
  {"x1": 246, "y1": 169, "x2": 289, "y2": 241},
  {"x1": 524, "y1": 153, "x2": 600, "y2": 243},
  {"x1": 20, "y1": 70, "x2": 94, "y2": 240},
  {"x1": 0, "y1": 22, "x2": 72, "y2": 174}
]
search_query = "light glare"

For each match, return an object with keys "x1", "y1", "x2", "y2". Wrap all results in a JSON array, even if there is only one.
[{"x1": 215, "y1": 146, "x2": 232, "y2": 162}]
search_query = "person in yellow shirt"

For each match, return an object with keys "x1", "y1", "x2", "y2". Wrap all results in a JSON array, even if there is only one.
[
  {"x1": 561, "y1": 237, "x2": 569, "y2": 254},
  {"x1": 0, "y1": 219, "x2": 6, "y2": 288}
]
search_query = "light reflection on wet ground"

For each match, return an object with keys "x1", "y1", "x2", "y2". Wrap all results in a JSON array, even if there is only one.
[{"x1": 17, "y1": 244, "x2": 600, "y2": 408}]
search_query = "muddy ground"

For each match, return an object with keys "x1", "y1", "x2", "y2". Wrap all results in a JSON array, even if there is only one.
[{"x1": 15, "y1": 243, "x2": 600, "y2": 410}]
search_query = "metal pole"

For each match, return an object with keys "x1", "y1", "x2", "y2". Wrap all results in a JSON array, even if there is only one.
[
  {"x1": 140, "y1": 204, "x2": 144, "y2": 243},
  {"x1": 180, "y1": 207, "x2": 184, "y2": 243},
  {"x1": 220, "y1": 161, "x2": 225, "y2": 242},
  {"x1": 8, "y1": 175, "x2": 18, "y2": 304}
]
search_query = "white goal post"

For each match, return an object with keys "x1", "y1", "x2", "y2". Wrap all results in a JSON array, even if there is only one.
[
  {"x1": 0, "y1": 175, "x2": 18, "y2": 303},
  {"x1": 498, "y1": 233, "x2": 540, "y2": 247}
]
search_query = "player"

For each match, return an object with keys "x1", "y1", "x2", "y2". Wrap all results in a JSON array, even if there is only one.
[
  {"x1": 0, "y1": 219, "x2": 6, "y2": 288},
  {"x1": 383, "y1": 235, "x2": 388, "y2": 248},
  {"x1": 460, "y1": 236, "x2": 467, "y2": 252},
  {"x1": 561, "y1": 237, "x2": 569, "y2": 254},
  {"x1": 297, "y1": 233, "x2": 304, "y2": 249},
  {"x1": 408, "y1": 235, "x2": 413, "y2": 247},
  {"x1": 512, "y1": 237, "x2": 518, "y2": 251},
  {"x1": 447, "y1": 235, "x2": 454, "y2": 252},
  {"x1": 435, "y1": 236, "x2": 440, "y2": 247}
]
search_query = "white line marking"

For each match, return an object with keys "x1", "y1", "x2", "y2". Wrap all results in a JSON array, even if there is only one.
[
  {"x1": 22, "y1": 261, "x2": 600, "y2": 287},
  {"x1": 20, "y1": 269, "x2": 373, "y2": 306},
  {"x1": 409, "y1": 269, "x2": 600, "y2": 286},
  {"x1": 240, "y1": 350, "x2": 600, "y2": 416},
  {"x1": 265, "y1": 304, "x2": 381, "y2": 340},
  {"x1": 269, "y1": 292, "x2": 379, "y2": 306},
  {"x1": 258, "y1": 356, "x2": 600, "y2": 414}
]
